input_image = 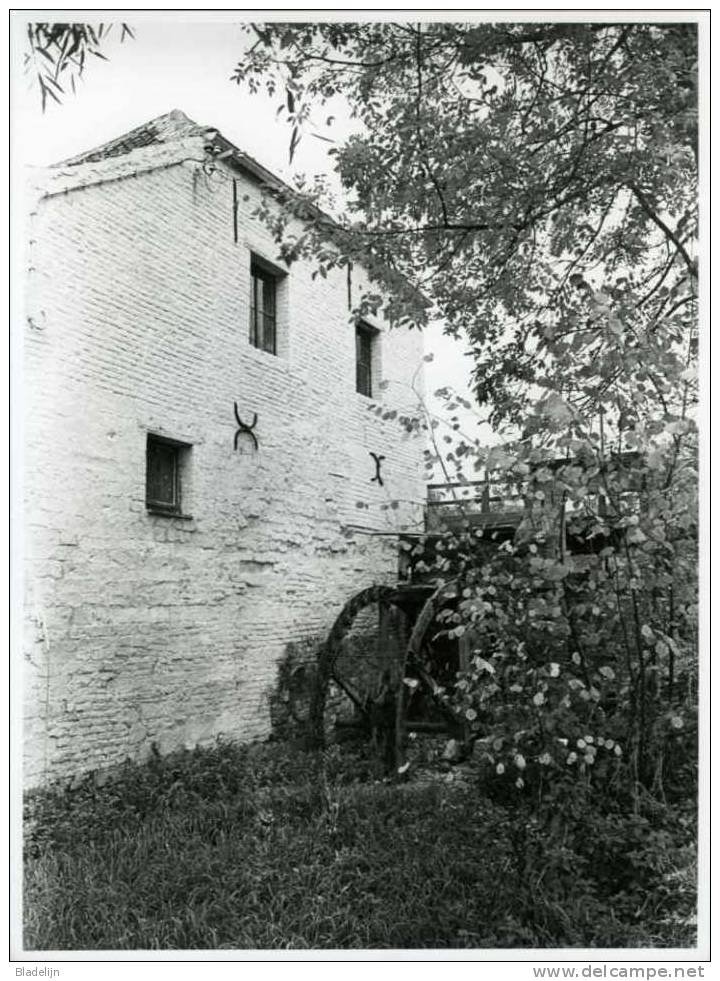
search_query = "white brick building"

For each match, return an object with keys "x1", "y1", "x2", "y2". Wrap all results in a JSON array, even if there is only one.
[{"x1": 22, "y1": 110, "x2": 426, "y2": 787}]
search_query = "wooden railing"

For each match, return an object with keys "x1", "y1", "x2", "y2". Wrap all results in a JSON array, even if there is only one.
[
  {"x1": 426, "y1": 477, "x2": 526, "y2": 531},
  {"x1": 425, "y1": 459, "x2": 643, "y2": 533}
]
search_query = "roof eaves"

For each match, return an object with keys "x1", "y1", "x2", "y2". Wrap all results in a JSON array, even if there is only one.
[
  {"x1": 203, "y1": 130, "x2": 429, "y2": 309},
  {"x1": 204, "y1": 130, "x2": 329, "y2": 221}
]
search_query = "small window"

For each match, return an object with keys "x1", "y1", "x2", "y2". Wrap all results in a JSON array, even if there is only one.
[
  {"x1": 250, "y1": 260, "x2": 277, "y2": 355},
  {"x1": 146, "y1": 435, "x2": 189, "y2": 515},
  {"x1": 356, "y1": 323, "x2": 375, "y2": 397}
]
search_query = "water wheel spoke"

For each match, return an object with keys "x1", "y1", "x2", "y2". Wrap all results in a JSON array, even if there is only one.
[
  {"x1": 313, "y1": 581, "x2": 464, "y2": 773},
  {"x1": 330, "y1": 670, "x2": 368, "y2": 716}
]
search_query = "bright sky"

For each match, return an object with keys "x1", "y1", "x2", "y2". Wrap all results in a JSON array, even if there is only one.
[{"x1": 12, "y1": 14, "x2": 498, "y2": 457}]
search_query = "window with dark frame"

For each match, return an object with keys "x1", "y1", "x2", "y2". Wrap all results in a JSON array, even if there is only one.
[
  {"x1": 146, "y1": 435, "x2": 183, "y2": 515},
  {"x1": 355, "y1": 323, "x2": 374, "y2": 397},
  {"x1": 249, "y1": 260, "x2": 277, "y2": 355}
]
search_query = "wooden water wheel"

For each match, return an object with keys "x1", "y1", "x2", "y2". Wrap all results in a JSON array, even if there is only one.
[{"x1": 309, "y1": 581, "x2": 466, "y2": 768}]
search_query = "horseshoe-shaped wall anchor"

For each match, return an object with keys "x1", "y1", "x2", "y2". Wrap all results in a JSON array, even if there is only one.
[
  {"x1": 234, "y1": 402, "x2": 259, "y2": 451},
  {"x1": 370, "y1": 451, "x2": 385, "y2": 486}
]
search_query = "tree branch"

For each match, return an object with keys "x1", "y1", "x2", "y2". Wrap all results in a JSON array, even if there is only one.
[{"x1": 628, "y1": 183, "x2": 697, "y2": 279}]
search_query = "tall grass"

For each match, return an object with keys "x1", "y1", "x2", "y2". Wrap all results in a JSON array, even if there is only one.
[{"x1": 24, "y1": 741, "x2": 696, "y2": 950}]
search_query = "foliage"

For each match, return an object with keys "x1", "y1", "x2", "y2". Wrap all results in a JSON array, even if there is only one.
[
  {"x1": 234, "y1": 22, "x2": 697, "y2": 416},
  {"x1": 24, "y1": 22, "x2": 134, "y2": 110},
  {"x1": 235, "y1": 17, "x2": 698, "y2": 807},
  {"x1": 442, "y1": 452, "x2": 698, "y2": 795},
  {"x1": 24, "y1": 740, "x2": 694, "y2": 950},
  {"x1": 235, "y1": 25, "x2": 699, "y2": 941}
]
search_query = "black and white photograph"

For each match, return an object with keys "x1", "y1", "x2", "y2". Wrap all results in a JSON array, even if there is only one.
[{"x1": 11, "y1": 9, "x2": 707, "y2": 965}]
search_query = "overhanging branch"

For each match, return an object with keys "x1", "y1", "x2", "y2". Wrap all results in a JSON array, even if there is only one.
[{"x1": 628, "y1": 183, "x2": 697, "y2": 280}]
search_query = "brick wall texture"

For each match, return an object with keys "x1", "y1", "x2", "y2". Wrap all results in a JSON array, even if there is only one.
[{"x1": 22, "y1": 135, "x2": 426, "y2": 786}]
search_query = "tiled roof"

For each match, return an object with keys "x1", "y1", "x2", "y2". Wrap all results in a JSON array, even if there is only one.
[{"x1": 56, "y1": 109, "x2": 206, "y2": 167}]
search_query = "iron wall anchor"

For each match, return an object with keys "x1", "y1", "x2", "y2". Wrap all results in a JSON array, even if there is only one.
[{"x1": 234, "y1": 402, "x2": 259, "y2": 451}]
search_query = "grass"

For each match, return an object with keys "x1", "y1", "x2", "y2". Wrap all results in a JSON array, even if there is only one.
[{"x1": 23, "y1": 740, "x2": 697, "y2": 951}]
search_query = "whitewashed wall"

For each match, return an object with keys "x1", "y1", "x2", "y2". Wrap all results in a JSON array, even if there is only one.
[{"x1": 23, "y1": 139, "x2": 425, "y2": 786}]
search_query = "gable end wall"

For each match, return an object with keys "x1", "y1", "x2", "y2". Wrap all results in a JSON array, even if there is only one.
[{"x1": 23, "y1": 156, "x2": 426, "y2": 786}]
